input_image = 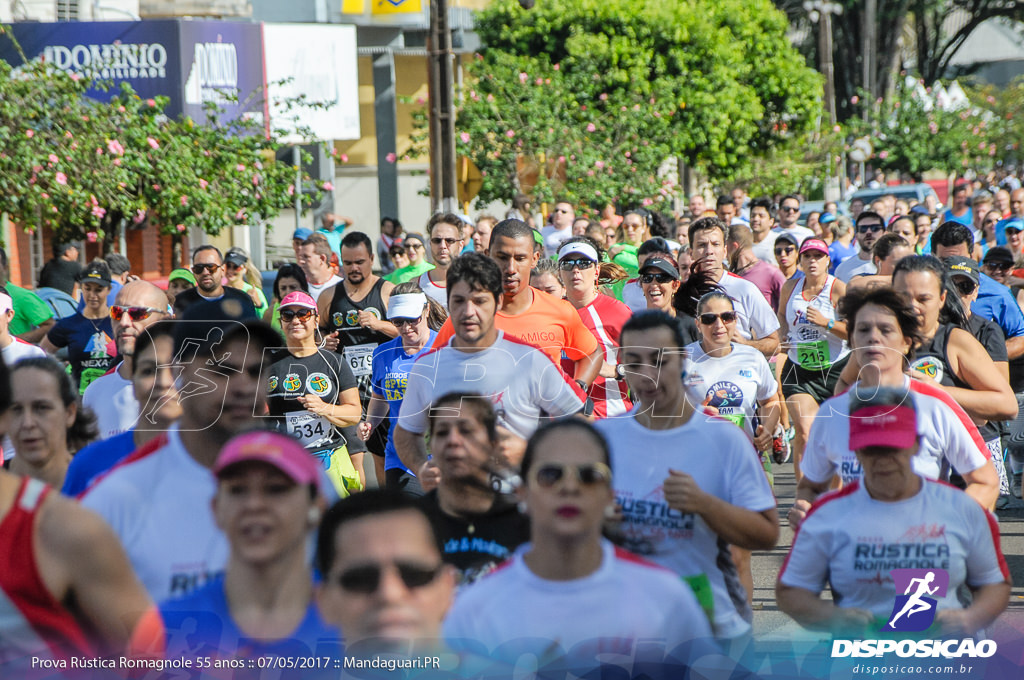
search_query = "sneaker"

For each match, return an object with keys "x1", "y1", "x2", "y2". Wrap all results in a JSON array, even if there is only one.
[
  {"x1": 772, "y1": 430, "x2": 792, "y2": 465},
  {"x1": 997, "y1": 494, "x2": 1011, "y2": 510},
  {"x1": 1012, "y1": 472, "x2": 1022, "y2": 499}
]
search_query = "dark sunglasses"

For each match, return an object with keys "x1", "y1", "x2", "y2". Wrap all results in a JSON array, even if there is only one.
[
  {"x1": 779, "y1": 205, "x2": 800, "y2": 212},
  {"x1": 225, "y1": 261, "x2": 245, "y2": 270},
  {"x1": 698, "y1": 311, "x2": 738, "y2": 325},
  {"x1": 530, "y1": 462, "x2": 612, "y2": 488},
  {"x1": 280, "y1": 308, "x2": 315, "y2": 323},
  {"x1": 640, "y1": 273, "x2": 675, "y2": 284},
  {"x1": 336, "y1": 561, "x2": 443, "y2": 593},
  {"x1": 774, "y1": 246, "x2": 796, "y2": 255},
  {"x1": 857, "y1": 224, "x2": 884, "y2": 234},
  {"x1": 406, "y1": 242, "x2": 425, "y2": 250},
  {"x1": 552, "y1": 208, "x2": 571, "y2": 214},
  {"x1": 110, "y1": 305, "x2": 165, "y2": 322},
  {"x1": 953, "y1": 278, "x2": 978, "y2": 296},
  {"x1": 191, "y1": 263, "x2": 221, "y2": 274},
  {"x1": 558, "y1": 258, "x2": 595, "y2": 271},
  {"x1": 430, "y1": 237, "x2": 461, "y2": 247},
  {"x1": 391, "y1": 315, "x2": 423, "y2": 328},
  {"x1": 984, "y1": 262, "x2": 1012, "y2": 272}
]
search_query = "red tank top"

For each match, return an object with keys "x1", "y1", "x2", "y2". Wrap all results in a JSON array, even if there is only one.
[{"x1": 0, "y1": 477, "x2": 93, "y2": 662}]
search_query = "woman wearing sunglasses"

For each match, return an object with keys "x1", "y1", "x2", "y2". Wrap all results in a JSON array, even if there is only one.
[
  {"x1": 265, "y1": 291, "x2": 363, "y2": 497},
  {"x1": 385, "y1": 233, "x2": 433, "y2": 285},
  {"x1": 777, "y1": 238, "x2": 849, "y2": 483},
  {"x1": 161, "y1": 431, "x2": 335, "y2": 661},
  {"x1": 359, "y1": 286, "x2": 443, "y2": 495},
  {"x1": 607, "y1": 209, "x2": 653, "y2": 277},
  {"x1": 640, "y1": 256, "x2": 681, "y2": 316},
  {"x1": 444, "y1": 419, "x2": 714, "y2": 671},
  {"x1": 224, "y1": 247, "x2": 269, "y2": 318},
  {"x1": 263, "y1": 264, "x2": 309, "y2": 331}
]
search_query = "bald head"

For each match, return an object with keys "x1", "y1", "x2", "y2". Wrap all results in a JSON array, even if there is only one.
[
  {"x1": 1012, "y1": 189, "x2": 1024, "y2": 218},
  {"x1": 114, "y1": 280, "x2": 173, "y2": 356}
]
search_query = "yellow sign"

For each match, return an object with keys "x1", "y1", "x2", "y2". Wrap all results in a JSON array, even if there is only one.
[
  {"x1": 372, "y1": 0, "x2": 422, "y2": 14},
  {"x1": 341, "y1": 0, "x2": 365, "y2": 12},
  {"x1": 457, "y1": 156, "x2": 483, "y2": 205}
]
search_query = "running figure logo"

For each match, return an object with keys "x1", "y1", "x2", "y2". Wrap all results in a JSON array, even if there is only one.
[{"x1": 883, "y1": 568, "x2": 949, "y2": 632}]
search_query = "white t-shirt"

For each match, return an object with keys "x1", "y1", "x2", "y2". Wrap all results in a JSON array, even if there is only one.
[
  {"x1": 1, "y1": 338, "x2": 46, "y2": 460},
  {"x1": 833, "y1": 255, "x2": 877, "y2": 284},
  {"x1": 398, "y1": 331, "x2": 585, "y2": 440},
  {"x1": 771, "y1": 224, "x2": 815, "y2": 245},
  {"x1": 308, "y1": 275, "x2": 343, "y2": 303},
  {"x1": 417, "y1": 270, "x2": 448, "y2": 310},
  {"x1": 780, "y1": 478, "x2": 1008, "y2": 619},
  {"x1": 444, "y1": 539, "x2": 713, "y2": 664},
  {"x1": 751, "y1": 232, "x2": 778, "y2": 264},
  {"x1": 80, "y1": 424, "x2": 227, "y2": 602},
  {"x1": 540, "y1": 225, "x2": 572, "y2": 258},
  {"x1": 715, "y1": 272, "x2": 781, "y2": 341},
  {"x1": 683, "y1": 342, "x2": 777, "y2": 440},
  {"x1": 622, "y1": 279, "x2": 646, "y2": 313},
  {"x1": 801, "y1": 377, "x2": 991, "y2": 486},
  {"x1": 595, "y1": 414, "x2": 776, "y2": 639},
  {"x1": 82, "y1": 363, "x2": 139, "y2": 439}
]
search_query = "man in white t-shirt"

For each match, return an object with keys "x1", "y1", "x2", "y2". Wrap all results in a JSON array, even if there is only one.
[
  {"x1": 81, "y1": 298, "x2": 281, "y2": 602},
  {"x1": 418, "y1": 212, "x2": 464, "y2": 309},
  {"x1": 689, "y1": 217, "x2": 780, "y2": 358},
  {"x1": 595, "y1": 311, "x2": 778, "y2": 642},
  {"x1": 834, "y1": 211, "x2": 884, "y2": 283},
  {"x1": 771, "y1": 195, "x2": 815, "y2": 245},
  {"x1": 83, "y1": 280, "x2": 172, "y2": 439},
  {"x1": 394, "y1": 253, "x2": 585, "y2": 474},
  {"x1": 298, "y1": 233, "x2": 343, "y2": 302},
  {"x1": 540, "y1": 200, "x2": 575, "y2": 258},
  {"x1": 749, "y1": 197, "x2": 779, "y2": 264}
]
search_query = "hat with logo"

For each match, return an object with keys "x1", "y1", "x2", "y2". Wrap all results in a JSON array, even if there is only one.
[
  {"x1": 983, "y1": 246, "x2": 1015, "y2": 267},
  {"x1": 943, "y1": 256, "x2": 979, "y2": 285},
  {"x1": 279, "y1": 291, "x2": 317, "y2": 311},
  {"x1": 799, "y1": 238, "x2": 830, "y2": 257},
  {"x1": 78, "y1": 261, "x2": 112, "y2": 287},
  {"x1": 224, "y1": 248, "x2": 248, "y2": 268},
  {"x1": 639, "y1": 257, "x2": 680, "y2": 280},
  {"x1": 214, "y1": 431, "x2": 323, "y2": 495},
  {"x1": 848, "y1": 386, "x2": 918, "y2": 451},
  {"x1": 557, "y1": 240, "x2": 599, "y2": 263}
]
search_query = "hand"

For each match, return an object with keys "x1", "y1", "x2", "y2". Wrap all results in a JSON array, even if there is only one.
[
  {"x1": 805, "y1": 307, "x2": 828, "y2": 327},
  {"x1": 662, "y1": 469, "x2": 706, "y2": 514},
  {"x1": 753, "y1": 424, "x2": 772, "y2": 452},
  {"x1": 418, "y1": 459, "x2": 441, "y2": 493},
  {"x1": 357, "y1": 309, "x2": 389, "y2": 332},
  {"x1": 297, "y1": 393, "x2": 329, "y2": 416},
  {"x1": 830, "y1": 608, "x2": 875, "y2": 635},
  {"x1": 357, "y1": 421, "x2": 373, "y2": 441},
  {"x1": 906, "y1": 367, "x2": 942, "y2": 388},
  {"x1": 700, "y1": 394, "x2": 720, "y2": 417},
  {"x1": 322, "y1": 331, "x2": 340, "y2": 352},
  {"x1": 933, "y1": 609, "x2": 978, "y2": 638},
  {"x1": 788, "y1": 499, "x2": 812, "y2": 529}
]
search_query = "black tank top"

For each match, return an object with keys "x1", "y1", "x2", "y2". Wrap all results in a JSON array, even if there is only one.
[{"x1": 326, "y1": 278, "x2": 391, "y2": 348}]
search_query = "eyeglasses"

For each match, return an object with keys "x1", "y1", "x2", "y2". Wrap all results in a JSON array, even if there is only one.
[
  {"x1": 391, "y1": 315, "x2": 423, "y2": 328},
  {"x1": 530, "y1": 462, "x2": 612, "y2": 489},
  {"x1": 280, "y1": 308, "x2": 315, "y2": 323},
  {"x1": 191, "y1": 263, "x2": 221, "y2": 274},
  {"x1": 698, "y1": 311, "x2": 738, "y2": 325},
  {"x1": 780, "y1": 206, "x2": 800, "y2": 213},
  {"x1": 984, "y1": 262, "x2": 1012, "y2": 272},
  {"x1": 335, "y1": 561, "x2": 443, "y2": 594},
  {"x1": 774, "y1": 246, "x2": 796, "y2": 255},
  {"x1": 953, "y1": 278, "x2": 978, "y2": 295},
  {"x1": 558, "y1": 258, "x2": 595, "y2": 271},
  {"x1": 430, "y1": 237, "x2": 462, "y2": 248},
  {"x1": 406, "y1": 242, "x2": 425, "y2": 250},
  {"x1": 640, "y1": 273, "x2": 676, "y2": 284},
  {"x1": 224, "y1": 262, "x2": 245, "y2": 270},
  {"x1": 110, "y1": 306, "x2": 165, "y2": 323},
  {"x1": 857, "y1": 224, "x2": 884, "y2": 234},
  {"x1": 552, "y1": 208, "x2": 571, "y2": 214}
]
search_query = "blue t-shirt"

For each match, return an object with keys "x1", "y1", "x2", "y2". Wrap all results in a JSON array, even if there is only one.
[
  {"x1": 828, "y1": 241, "x2": 858, "y2": 274},
  {"x1": 62, "y1": 430, "x2": 136, "y2": 497},
  {"x1": 942, "y1": 207, "x2": 973, "y2": 227},
  {"x1": 317, "y1": 228, "x2": 343, "y2": 259},
  {"x1": 46, "y1": 313, "x2": 117, "y2": 394},
  {"x1": 160, "y1": 575, "x2": 341, "y2": 665},
  {"x1": 370, "y1": 331, "x2": 438, "y2": 472},
  {"x1": 973, "y1": 272, "x2": 1024, "y2": 340}
]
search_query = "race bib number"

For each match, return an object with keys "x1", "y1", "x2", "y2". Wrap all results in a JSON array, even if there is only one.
[
  {"x1": 797, "y1": 340, "x2": 829, "y2": 369},
  {"x1": 683, "y1": 573, "x2": 715, "y2": 625},
  {"x1": 720, "y1": 412, "x2": 746, "y2": 431},
  {"x1": 343, "y1": 343, "x2": 375, "y2": 378},
  {"x1": 79, "y1": 367, "x2": 107, "y2": 395},
  {"x1": 285, "y1": 411, "x2": 333, "y2": 448}
]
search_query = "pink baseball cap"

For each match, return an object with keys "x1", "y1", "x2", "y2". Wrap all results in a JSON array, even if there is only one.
[
  {"x1": 214, "y1": 431, "x2": 323, "y2": 494},
  {"x1": 848, "y1": 404, "x2": 918, "y2": 451},
  {"x1": 280, "y1": 291, "x2": 317, "y2": 310},
  {"x1": 799, "y1": 238, "x2": 830, "y2": 257}
]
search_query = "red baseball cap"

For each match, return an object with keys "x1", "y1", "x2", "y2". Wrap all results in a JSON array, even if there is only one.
[
  {"x1": 799, "y1": 238, "x2": 830, "y2": 257},
  {"x1": 848, "y1": 404, "x2": 918, "y2": 451}
]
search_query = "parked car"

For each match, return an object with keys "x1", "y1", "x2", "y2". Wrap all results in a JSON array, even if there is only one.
[
  {"x1": 800, "y1": 200, "x2": 849, "y2": 226},
  {"x1": 850, "y1": 183, "x2": 940, "y2": 211}
]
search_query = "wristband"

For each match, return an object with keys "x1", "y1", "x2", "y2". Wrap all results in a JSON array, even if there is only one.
[{"x1": 826, "y1": 319, "x2": 835, "y2": 330}]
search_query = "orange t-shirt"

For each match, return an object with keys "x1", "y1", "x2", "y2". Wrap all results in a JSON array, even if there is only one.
[{"x1": 432, "y1": 288, "x2": 599, "y2": 366}]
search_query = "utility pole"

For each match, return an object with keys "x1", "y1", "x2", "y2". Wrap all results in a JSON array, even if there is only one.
[
  {"x1": 427, "y1": 0, "x2": 458, "y2": 214},
  {"x1": 805, "y1": 1, "x2": 843, "y2": 200}
]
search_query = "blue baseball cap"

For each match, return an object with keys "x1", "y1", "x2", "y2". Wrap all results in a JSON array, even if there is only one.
[{"x1": 293, "y1": 227, "x2": 313, "y2": 241}]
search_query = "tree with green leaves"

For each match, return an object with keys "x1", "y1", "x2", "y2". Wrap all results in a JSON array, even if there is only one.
[{"x1": 454, "y1": 0, "x2": 823, "y2": 208}]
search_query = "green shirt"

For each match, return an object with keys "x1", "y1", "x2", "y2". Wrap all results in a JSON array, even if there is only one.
[
  {"x1": 6, "y1": 283, "x2": 54, "y2": 336},
  {"x1": 384, "y1": 261, "x2": 434, "y2": 285},
  {"x1": 240, "y1": 282, "x2": 269, "y2": 318},
  {"x1": 611, "y1": 243, "x2": 641, "y2": 278}
]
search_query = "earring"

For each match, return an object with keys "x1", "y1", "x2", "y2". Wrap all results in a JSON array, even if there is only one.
[{"x1": 308, "y1": 507, "x2": 321, "y2": 524}]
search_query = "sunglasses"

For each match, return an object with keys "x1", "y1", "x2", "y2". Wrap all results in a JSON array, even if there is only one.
[
  {"x1": 774, "y1": 246, "x2": 796, "y2": 255},
  {"x1": 530, "y1": 462, "x2": 612, "y2": 489},
  {"x1": 191, "y1": 263, "x2": 222, "y2": 274},
  {"x1": 984, "y1": 262, "x2": 1012, "y2": 272},
  {"x1": 558, "y1": 258, "x2": 595, "y2": 271},
  {"x1": 780, "y1": 206, "x2": 800, "y2": 212},
  {"x1": 225, "y1": 261, "x2": 245, "y2": 270},
  {"x1": 953, "y1": 278, "x2": 978, "y2": 296},
  {"x1": 391, "y1": 315, "x2": 423, "y2": 328},
  {"x1": 640, "y1": 273, "x2": 676, "y2": 284},
  {"x1": 552, "y1": 208, "x2": 571, "y2": 214},
  {"x1": 110, "y1": 305, "x2": 165, "y2": 322},
  {"x1": 857, "y1": 224, "x2": 884, "y2": 234},
  {"x1": 406, "y1": 242, "x2": 425, "y2": 250},
  {"x1": 430, "y1": 237, "x2": 462, "y2": 247},
  {"x1": 336, "y1": 561, "x2": 443, "y2": 594},
  {"x1": 698, "y1": 311, "x2": 738, "y2": 325},
  {"x1": 280, "y1": 308, "x2": 316, "y2": 323}
]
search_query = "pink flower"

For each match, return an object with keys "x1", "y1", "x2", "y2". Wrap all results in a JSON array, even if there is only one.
[
  {"x1": 176, "y1": 224, "x2": 186, "y2": 232},
  {"x1": 386, "y1": 152, "x2": 397, "y2": 163},
  {"x1": 460, "y1": 132, "x2": 471, "y2": 143},
  {"x1": 236, "y1": 164, "x2": 246, "y2": 172},
  {"x1": 557, "y1": 156, "x2": 566, "y2": 163},
  {"x1": 519, "y1": 72, "x2": 528, "y2": 84},
  {"x1": 107, "y1": 140, "x2": 124, "y2": 155},
  {"x1": 252, "y1": 174, "x2": 260, "y2": 186},
  {"x1": 40, "y1": 192, "x2": 49, "y2": 199},
  {"x1": 979, "y1": 141, "x2": 987, "y2": 150},
  {"x1": 55, "y1": 172, "x2": 67, "y2": 185},
  {"x1": 505, "y1": 130, "x2": 515, "y2": 138},
  {"x1": 322, "y1": 182, "x2": 335, "y2": 191},
  {"x1": 486, "y1": 94, "x2": 494, "y2": 103},
  {"x1": 146, "y1": 137, "x2": 159, "y2": 149},
  {"x1": 535, "y1": 77, "x2": 543, "y2": 85},
  {"x1": 25, "y1": 129, "x2": 33, "y2": 138},
  {"x1": 133, "y1": 210, "x2": 146, "y2": 224},
  {"x1": 642, "y1": 198, "x2": 654, "y2": 206},
  {"x1": 587, "y1": 170, "x2": 595, "y2": 176},
  {"x1": 152, "y1": 184, "x2": 162, "y2": 191},
  {"x1": 146, "y1": 99, "x2": 156, "y2": 107},
  {"x1": 599, "y1": 93, "x2": 608, "y2": 101},
  {"x1": 70, "y1": 73, "x2": 81, "y2": 82},
  {"x1": 64, "y1": 131, "x2": 73, "y2": 138},
  {"x1": 340, "y1": 154, "x2": 348, "y2": 163},
  {"x1": 199, "y1": 179, "x2": 209, "y2": 189},
  {"x1": 117, "y1": 106, "x2": 126, "y2": 113},
  {"x1": 86, "y1": 231, "x2": 98, "y2": 243},
  {"x1": 112, "y1": 159, "x2": 122, "y2": 166},
  {"x1": 595, "y1": 160, "x2": 605, "y2": 169},
  {"x1": 235, "y1": 209, "x2": 246, "y2": 221},
  {"x1": 879, "y1": 150, "x2": 889, "y2": 159},
  {"x1": 91, "y1": 206, "x2": 106, "y2": 219},
  {"x1": 287, "y1": 184, "x2": 295, "y2": 196},
  {"x1": 851, "y1": 95, "x2": 860, "y2": 104},
  {"x1": 586, "y1": 123, "x2": 596, "y2": 132},
  {"x1": 180, "y1": 196, "x2": 188, "y2": 206},
  {"x1": 96, "y1": 147, "x2": 104, "y2": 155}
]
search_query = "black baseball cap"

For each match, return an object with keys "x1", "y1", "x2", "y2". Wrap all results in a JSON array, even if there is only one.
[
  {"x1": 982, "y1": 246, "x2": 1015, "y2": 267},
  {"x1": 173, "y1": 297, "x2": 281, "y2": 360},
  {"x1": 639, "y1": 257, "x2": 680, "y2": 280},
  {"x1": 943, "y1": 256, "x2": 979, "y2": 285},
  {"x1": 774, "y1": 232, "x2": 800, "y2": 249},
  {"x1": 78, "y1": 261, "x2": 112, "y2": 287}
]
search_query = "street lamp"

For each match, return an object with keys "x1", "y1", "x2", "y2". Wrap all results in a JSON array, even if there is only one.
[{"x1": 803, "y1": 0, "x2": 842, "y2": 126}]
